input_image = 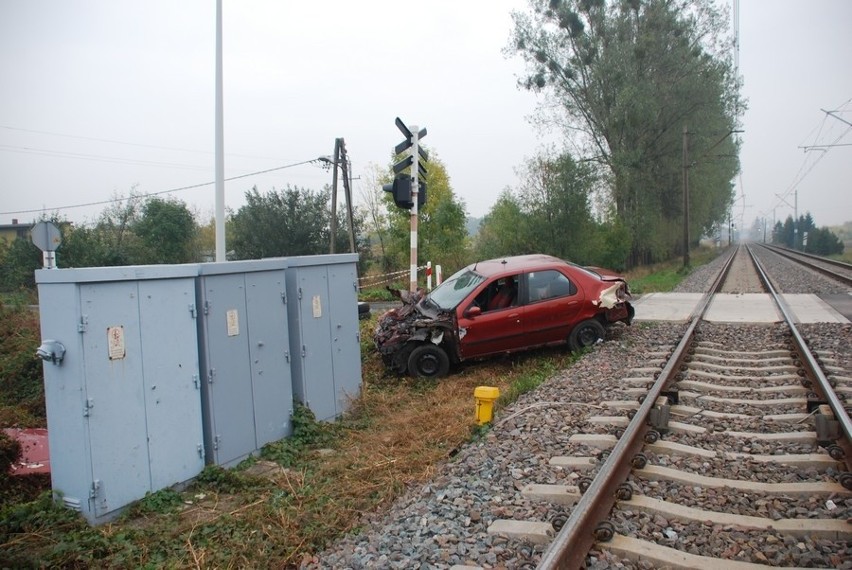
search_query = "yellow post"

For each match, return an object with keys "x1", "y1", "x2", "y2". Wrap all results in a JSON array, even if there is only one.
[{"x1": 474, "y1": 386, "x2": 500, "y2": 425}]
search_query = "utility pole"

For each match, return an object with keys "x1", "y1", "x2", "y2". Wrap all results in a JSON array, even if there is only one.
[
  {"x1": 682, "y1": 125, "x2": 690, "y2": 267},
  {"x1": 329, "y1": 139, "x2": 341, "y2": 253},
  {"x1": 327, "y1": 138, "x2": 357, "y2": 254},
  {"x1": 794, "y1": 188, "x2": 798, "y2": 250},
  {"x1": 214, "y1": 0, "x2": 226, "y2": 262},
  {"x1": 339, "y1": 141, "x2": 356, "y2": 254}
]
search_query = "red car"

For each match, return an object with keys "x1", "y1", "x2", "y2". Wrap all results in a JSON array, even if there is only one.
[{"x1": 374, "y1": 254, "x2": 634, "y2": 378}]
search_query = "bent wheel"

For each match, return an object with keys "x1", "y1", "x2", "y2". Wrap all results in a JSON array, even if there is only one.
[
  {"x1": 407, "y1": 344, "x2": 450, "y2": 379},
  {"x1": 569, "y1": 319, "x2": 606, "y2": 351}
]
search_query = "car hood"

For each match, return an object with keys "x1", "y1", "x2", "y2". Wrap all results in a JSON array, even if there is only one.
[{"x1": 373, "y1": 288, "x2": 452, "y2": 354}]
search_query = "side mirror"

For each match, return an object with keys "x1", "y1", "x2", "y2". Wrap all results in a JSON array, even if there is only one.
[{"x1": 464, "y1": 306, "x2": 482, "y2": 318}]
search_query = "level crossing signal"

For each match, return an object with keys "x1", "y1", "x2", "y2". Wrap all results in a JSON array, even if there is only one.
[{"x1": 384, "y1": 117, "x2": 427, "y2": 210}]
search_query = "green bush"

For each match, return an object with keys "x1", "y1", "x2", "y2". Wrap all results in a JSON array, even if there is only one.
[{"x1": 0, "y1": 302, "x2": 45, "y2": 425}]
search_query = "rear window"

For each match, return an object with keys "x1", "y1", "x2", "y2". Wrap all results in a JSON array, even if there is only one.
[{"x1": 527, "y1": 270, "x2": 576, "y2": 302}]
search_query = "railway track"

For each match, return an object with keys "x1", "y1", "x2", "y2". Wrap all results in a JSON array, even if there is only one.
[
  {"x1": 534, "y1": 244, "x2": 851, "y2": 568},
  {"x1": 309, "y1": 245, "x2": 851, "y2": 569},
  {"x1": 754, "y1": 243, "x2": 852, "y2": 289}
]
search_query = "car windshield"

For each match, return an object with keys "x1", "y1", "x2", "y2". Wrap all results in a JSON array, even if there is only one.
[{"x1": 426, "y1": 268, "x2": 485, "y2": 310}]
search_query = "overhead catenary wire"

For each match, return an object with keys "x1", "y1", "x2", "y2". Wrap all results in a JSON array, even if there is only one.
[
  {"x1": 759, "y1": 96, "x2": 852, "y2": 221},
  {"x1": 0, "y1": 158, "x2": 323, "y2": 216}
]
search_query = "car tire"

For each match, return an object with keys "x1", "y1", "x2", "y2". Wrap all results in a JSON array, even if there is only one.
[
  {"x1": 568, "y1": 319, "x2": 606, "y2": 351},
  {"x1": 407, "y1": 344, "x2": 450, "y2": 379}
]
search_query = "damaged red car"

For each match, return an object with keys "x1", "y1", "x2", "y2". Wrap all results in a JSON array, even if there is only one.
[{"x1": 374, "y1": 254, "x2": 634, "y2": 378}]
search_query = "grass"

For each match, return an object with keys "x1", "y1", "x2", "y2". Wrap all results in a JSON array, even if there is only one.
[
  {"x1": 0, "y1": 312, "x2": 579, "y2": 568},
  {"x1": 623, "y1": 245, "x2": 720, "y2": 294},
  {"x1": 0, "y1": 249, "x2": 715, "y2": 567}
]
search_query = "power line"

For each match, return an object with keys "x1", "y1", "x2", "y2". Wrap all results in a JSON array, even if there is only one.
[
  {"x1": 759, "y1": 97, "x2": 852, "y2": 220},
  {"x1": 0, "y1": 124, "x2": 284, "y2": 161},
  {"x1": 0, "y1": 144, "x2": 210, "y2": 171},
  {"x1": 0, "y1": 158, "x2": 323, "y2": 216}
]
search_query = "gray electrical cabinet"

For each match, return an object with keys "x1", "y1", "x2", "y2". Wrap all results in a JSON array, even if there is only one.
[
  {"x1": 35, "y1": 265, "x2": 205, "y2": 525},
  {"x1": 284, "y1": 254, "x2": 361, "y2": 421},
  {"x1": 196, "y1": 259, "x2": 293, "y2": 467}
]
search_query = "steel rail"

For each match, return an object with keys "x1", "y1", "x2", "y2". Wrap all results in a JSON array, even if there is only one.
[
  {"x1": 541, "y1": 244, "x2": 850, "y2": 568},
  {"x1": 761, "y1": 243, "x2": 852, "y2": 272},
  {"x1": 746, "y1": 243, "x2": 852, "y2": 458},
  {"x1": 538, "y1": 245, "x2": 740, "y2": 569},
  {"x1": 756, "y1": 243, "x2": 852, "y2": 287}
]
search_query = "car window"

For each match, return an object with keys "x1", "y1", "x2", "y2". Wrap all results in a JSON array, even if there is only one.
[
  {"x1": 472, "y1": 274, "x2": 520, "y2": 312},
  {"x1": 427, "y1": 269, "x2": 486, "y2": 310},
  {"x1": 527, "y1": 270, "x2": 576, "y2": 303}
]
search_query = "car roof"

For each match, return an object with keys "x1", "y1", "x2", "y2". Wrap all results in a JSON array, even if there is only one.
[{"x1": 469, "y1": 254, "x2": 569, "y2": 277}]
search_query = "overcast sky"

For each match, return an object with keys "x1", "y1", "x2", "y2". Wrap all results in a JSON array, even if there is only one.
[{"x1": 1, "y1": 0, "x2": 850, "y2": 233}]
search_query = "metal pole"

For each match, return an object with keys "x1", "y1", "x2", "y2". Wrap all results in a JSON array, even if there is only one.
[
  {"x1": 214, "y1": 0, "x2": 226, "y2": 262},
  {"x1": 409, "y1": 125, "x2": 419, "y2": 292},
  {"x1": 339, "y1": 140, "x2": 356, "y2": 253},
  {"x1": 794, "y1": 188, "x2": 798, "y2": 249},
  {"x1": 329, "y1": 139, "x2": 341, "y2": 254},
  {"x1": 682, "y1": 125, "x2": 689, "y2": 267}
]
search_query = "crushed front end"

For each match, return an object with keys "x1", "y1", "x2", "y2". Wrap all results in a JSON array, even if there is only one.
[{"x1": 373, "y1": 288, "x2": 456, "y2": 374}]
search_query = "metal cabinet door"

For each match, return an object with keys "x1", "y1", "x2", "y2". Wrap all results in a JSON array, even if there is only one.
[
  {"x1": 200, "y1": 273, "x2": 256, "y2": 466},
  {"x1": 245, "y1": 270, "x2": 293, "y2": 447},
  {"x1": 79, "y1": 282, "x2": 150, "y2": 518},
  {"x1": 138, "y1": 279, "x2": 205, "y2": 489},
  {"x1": 295, "y1": 266, "x2": 336, "y2": 421},
  {"x1": 326, "y1": 264, "x2": 361, "y2": 416}
]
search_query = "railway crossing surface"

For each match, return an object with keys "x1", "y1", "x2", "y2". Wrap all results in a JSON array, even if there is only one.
[{"x1": 633, "y1": 292, "x2": 850, "y2": 323}]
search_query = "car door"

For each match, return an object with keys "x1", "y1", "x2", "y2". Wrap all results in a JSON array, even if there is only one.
[
  {"x1": 522, "y1": 269, "x2": 584, "y2": 346},
  {"x1": 457, "y1": 276, "x2": 525, "y2": 359}
]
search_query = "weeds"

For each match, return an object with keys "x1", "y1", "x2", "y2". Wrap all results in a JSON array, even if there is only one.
[{"x1": 0, "y1": 309, "x2": 608, "y2": 567}]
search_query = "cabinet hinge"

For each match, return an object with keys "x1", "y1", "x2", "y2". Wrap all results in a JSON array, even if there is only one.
[
  {"x1": 90, "y1": 479, "x2": 101, "y2": 499},
  {"x1": 78, "y1": 315, "x2": 88, "y2": 333},
  {"x1": 189, "y1": 304, "x2": 197, "y2": 318},
  {"x1": 83, "y1": 398, "x2": 94, "y2": 417},
  {"x1": 208, "y1": 369, "x2": 215, "y2": 384}
]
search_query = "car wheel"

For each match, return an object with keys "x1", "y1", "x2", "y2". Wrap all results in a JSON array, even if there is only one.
[
  {"x1": 568, "y1": 319, "x2": 606, "y2": 351},
  {"x1": 407, "y1": 344, "x2": 450, "y2": 379}
]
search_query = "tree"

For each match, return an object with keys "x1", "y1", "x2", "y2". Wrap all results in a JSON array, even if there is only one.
[
  {"x1": 230, "y1": 185, "x2": 368, "y2": 262},
  {"x1": 510, "y1": 0, "x2": 742, "y2": 266},
  {"x1": 133, "y1": 197, "x2": 198, "y2": 264},
  {"x1": 0, "y1": 238, "x2": 41, "y2": 291},
  {"x1": 517, "y1": 150, "x2": 597, "y2": 261},
  {"x1": 382, "y1": 149, "x2": 470, "y2": 273},
  {"x1": 474, "y1": 190, "x2": 532, "y2": 259},
  {"x1": 357, "y1": 163, "x2": 391, "y2": 271},
  {"x1": 476, "y1": 150, "x2": 630, "y2": 268}
]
